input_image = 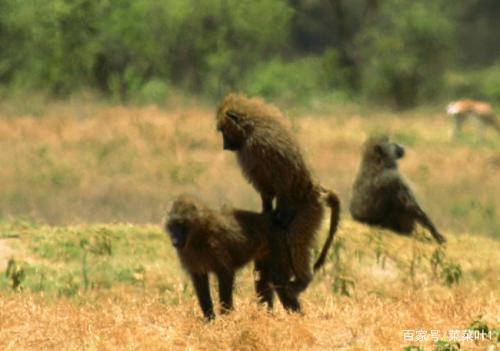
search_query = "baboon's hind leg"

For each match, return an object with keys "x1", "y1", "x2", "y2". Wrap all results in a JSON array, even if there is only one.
[
  {"x1": 254, "y1": 259, "x2": 274, "y2": 309},
  {"x1": 275, "y1": 286, "x2": 302, "y2": 312},
  {"x1": 285, "y1": 202, "x2": 324, "y2": 295},
  {"x1": 265, "y1": 227, "x2": 302, "y2": 311}
]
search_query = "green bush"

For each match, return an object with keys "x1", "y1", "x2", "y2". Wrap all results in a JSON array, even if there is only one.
[
  {"x1": 136, "y1": 78, "x2": 171, "y2": 105},
  {"x1": 321, "y1": 48, "x2": 358, "y2": 94},
  {"x1": 360, "y1": 0, "x2": 454, "y2": 108},
  {"x1": 480, "y1": 65, "x2": 500, "y2": 101},
  {"x1": 195, "y1": 0, "x2": 293, "y2": 96},
  {"x1": 446, "y1": 65, "x2": 500, "y2": 102},
  {"x1": 0, "y1": 0, "x2": 498, "y2": 104},
  {"x1": 243, "y1": 57, "x2": 326, "y2": 102},
  {"x1": 0, "y1": 0, "x2": 292, "y2": 100}
]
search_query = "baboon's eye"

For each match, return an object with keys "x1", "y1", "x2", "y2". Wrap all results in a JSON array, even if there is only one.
[{"x1": 226, "y1": 111, "x2": 242, "y2": 124}]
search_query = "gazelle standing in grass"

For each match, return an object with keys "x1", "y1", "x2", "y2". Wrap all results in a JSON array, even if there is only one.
[{"x1": 446, "y1": 99, "x2": 500, "y2": 139}]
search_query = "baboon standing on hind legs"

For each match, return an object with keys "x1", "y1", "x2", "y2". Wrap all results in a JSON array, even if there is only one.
[
  {"x1": 350, "y1": 135, "x2": 446, "y2": 244},
  {"x1": 165, "y1": 193, "x2": 339, "y2": 319},
  {"x1": 215, "y1": 93, "x2": 340, "y2": 296}
]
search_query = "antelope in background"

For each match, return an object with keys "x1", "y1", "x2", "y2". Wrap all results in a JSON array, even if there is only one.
[{"x1": 446, "y1": 99, "x2": 500, "y2": 139}]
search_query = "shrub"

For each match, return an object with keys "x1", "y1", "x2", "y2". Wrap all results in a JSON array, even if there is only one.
[
  {"x1": 446, "y1": 65, "x2": 500, "y2": 103},
  {"x1": 359, "y1": 0, "x2": 454, "y2": 108},
  {"x1": 136, "y1": 78, "x2": 171, "y2": 105},
  {"x1": 243, "y1": 57, "x2": 326, "y2": 103}
]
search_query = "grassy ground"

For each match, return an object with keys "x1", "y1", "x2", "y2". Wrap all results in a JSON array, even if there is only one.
[
  {"x1": 0, "y1": 98, "x2": 499, "y2": 350},
  {"x1": 0, "y1": 220, "x2": 498, "y2": 350}
]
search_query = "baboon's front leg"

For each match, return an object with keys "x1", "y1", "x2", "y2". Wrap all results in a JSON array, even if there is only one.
[
  {"x1": 216, "y1": 269, "x2": 235, "y2": 314},
  {"x1": 190, "y1": 273, "x2": 215, "y2": 320}
]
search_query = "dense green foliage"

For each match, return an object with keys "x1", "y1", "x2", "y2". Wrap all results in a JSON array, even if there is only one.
[{"x1": 0, "y1": 0, "x2": 499, "y2": 107}]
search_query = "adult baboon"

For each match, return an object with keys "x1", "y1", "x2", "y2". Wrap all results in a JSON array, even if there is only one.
[
  {"x1": 215, "y1": 93, "x2": 332, "y2": 295},
  {"x1": 165, "y1": 191, "x2": 340, "y2": 319},
  {"x1": 349, "y1": 135, "x2": 446, "y2": 244},
  {"x1": 447, "y1": 99, "x2": 500, "y2": 139}
]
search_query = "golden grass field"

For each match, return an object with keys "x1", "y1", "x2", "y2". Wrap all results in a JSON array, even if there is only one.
[{"x1": 0, "y1": 98, "x2": 498, "y2": 350}]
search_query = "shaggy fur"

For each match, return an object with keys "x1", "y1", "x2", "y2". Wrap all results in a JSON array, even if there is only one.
[
  {"x1": 166, "y1": 191, "x2": 340, "y2": 319},
  {"x1": 215, "y1": 93, "x2": 332, "y2": 295},
  {"x1": 350, "y1": 135, "x2": 446, "y2": 244}
]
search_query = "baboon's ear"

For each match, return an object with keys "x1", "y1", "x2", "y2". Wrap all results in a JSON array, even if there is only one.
[{"x1": 226, "y1": 110, "x2": 242, "y2": 124}]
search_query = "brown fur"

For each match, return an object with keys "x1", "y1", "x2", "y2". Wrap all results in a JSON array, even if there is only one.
[
  {"x1": 166, "y1": 194, "x2": 298, "y2": 320},
  {"x1": 215, "y1": 93, "x2": 332, "y2": 294},
  {"x1": 349, "y1": 135, "x2": 446, "y2": 244},
  {"x1": 166, "y1": 191, "x2": 340, "y2": 319}
]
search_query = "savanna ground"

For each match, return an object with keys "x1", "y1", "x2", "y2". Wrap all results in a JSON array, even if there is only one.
[{"x1": 0, "y1": 96, "x2": 498, "y2": 350}]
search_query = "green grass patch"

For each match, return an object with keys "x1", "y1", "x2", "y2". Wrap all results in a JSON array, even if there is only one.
[{"x1": 0, "y1": 222, "x2": 170, "y2": 297}]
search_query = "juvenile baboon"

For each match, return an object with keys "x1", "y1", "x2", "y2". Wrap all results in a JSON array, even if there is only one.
[
  {"x1": 447, "y1": 99, "x2": 500, "y2": 139},
  {"x1": 166, "y1": 191, "x2": 340, "y2": 319},
  {"x1": 349, "y1": 135, "x2": 446, "y2": 244},
  {"x1": 215, "y1": 93, "x2": 333, "y2": 295}
]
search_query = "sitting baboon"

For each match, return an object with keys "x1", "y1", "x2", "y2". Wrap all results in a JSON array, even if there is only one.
[
  {"x1": 447, "y1": 99, "x2": 500, "y2": 139},
  {"x1": 215, "y1": 93, "x2": 333, "y2": 295},
  {"x1": 350, "y1": 135, "x2": 446, "y2": 244},
  {"x1": 166, "y1": 191, "x2": 340, "y2": 320}
]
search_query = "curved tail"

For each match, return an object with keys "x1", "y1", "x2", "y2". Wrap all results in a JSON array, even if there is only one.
[{"x1": 313, "y1": 189, "x2": 341, "y2": 272}]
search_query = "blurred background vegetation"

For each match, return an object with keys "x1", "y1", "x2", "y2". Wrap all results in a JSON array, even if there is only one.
[
  {"x1": 0, "y1": 0, "x2": 498, "y2": 237},
  {"x1": 0, "y1": 0, "x2": 499, "y2": 108}
]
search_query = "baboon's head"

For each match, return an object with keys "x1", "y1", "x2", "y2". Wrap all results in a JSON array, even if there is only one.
[
  {"x1": 362, "y1": 135, "x2": 405, "y2": 170},
  {"x1": 166, "y1": 194, "x2": 205, "y2": 250},
  {"x1": 215, "y1": 94, "x2": 255, "y2": 151}
]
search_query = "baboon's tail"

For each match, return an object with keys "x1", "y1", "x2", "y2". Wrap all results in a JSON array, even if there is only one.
[{"x1": 313, "y1": 189, "x2": 341, "y2": 272}]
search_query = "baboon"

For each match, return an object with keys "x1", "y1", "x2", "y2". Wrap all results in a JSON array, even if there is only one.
[
  {"x1": 215, "y1": 93, "x2": 332, "y2": 295},
  {"x1": 349, "y1": 135, "x2": 446, "y2": 244},
  {"x1": 447, "y1": 99, "x2": 500, "y2": 139},
  {"x1": 165, "y1": 191, "x2": 340, "y2": 320}
]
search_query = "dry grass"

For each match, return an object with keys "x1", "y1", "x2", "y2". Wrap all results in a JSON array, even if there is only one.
[
  {"x1": 0, "y1": 98, "x2": 499, "y2": 350},
  {"x1": 0, "y1": 99, "x2": 498, "y2": 237},
  {"x1": 0, "y1": 218, "x2": 499, "y2": 350},
  {"x1": 0, "y1": 289, "x2": 497, "y2": 350}
]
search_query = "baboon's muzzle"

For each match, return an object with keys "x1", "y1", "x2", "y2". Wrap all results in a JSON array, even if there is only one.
[
  {"x1": 168, "y1": 223, "x2": 188, "y2": 249},
  {"x1": 222, "y1": 134, "x2": 241, "y2": 151}
]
